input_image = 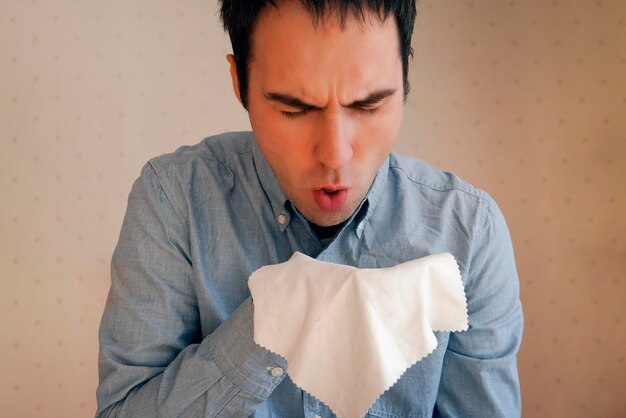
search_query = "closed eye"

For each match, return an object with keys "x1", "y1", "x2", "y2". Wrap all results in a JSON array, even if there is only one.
[
  {"x1": 268, "y1": 89, "x2": 394, "y2": 120},
  {"x1": 283, "y1": 106, "x2": 380, "y2": 119},
  {"x1": 282, "y1": 109, "x2": 311, "y2": 119},
  {"x1": 353, "y1": 106, "x2": 380, "y2": 116}
]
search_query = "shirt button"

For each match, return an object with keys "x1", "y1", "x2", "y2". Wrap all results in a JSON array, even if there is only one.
[
  {"x1": 314, "y1": 415, "x2": 322, "y2": 418},
  {"x1": 277, "y1": 214, "x2": 286, "y2": 225},
  {"x1": 270, "y1": 367, "x2": 284, "y2": 377}
]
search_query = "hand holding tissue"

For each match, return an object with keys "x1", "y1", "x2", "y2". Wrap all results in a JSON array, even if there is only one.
[{"x1": 249, "y1": 252, "x2": 469, "y2": 418}]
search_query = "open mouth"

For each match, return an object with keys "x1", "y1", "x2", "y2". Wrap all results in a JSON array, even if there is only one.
[{"x1": 313, "y1": 188, "x2": 348, "y2": 212}]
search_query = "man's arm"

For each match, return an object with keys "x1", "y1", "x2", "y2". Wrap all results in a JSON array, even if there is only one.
[
  {"x1": 96, "y1": 163, "x2": 286, "y2": 417},
  {"x1": 434, "y1": 194, "x2": 524, "y2": 418}
]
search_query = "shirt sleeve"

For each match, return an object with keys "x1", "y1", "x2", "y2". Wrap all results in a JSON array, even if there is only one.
[
  {"x1": 434, "y1": 193, "x2": 524, "y2": 418},
  {"x1": 96, "y1": 163, "x2": 287, "y2": 417}
]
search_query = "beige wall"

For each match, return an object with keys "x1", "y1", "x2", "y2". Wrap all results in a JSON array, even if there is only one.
[{"x1": 1, "y1": 0, "x2": 624, "y2": 417}]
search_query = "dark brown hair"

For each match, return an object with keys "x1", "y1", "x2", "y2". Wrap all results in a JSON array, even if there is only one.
[{"x1": 219, "y1": 0, "x2": 417, "y2": 108}]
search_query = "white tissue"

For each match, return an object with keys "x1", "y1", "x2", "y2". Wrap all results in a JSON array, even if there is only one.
[{"x1": 249, "y1": 252, "x2": 468, "y2": 418}]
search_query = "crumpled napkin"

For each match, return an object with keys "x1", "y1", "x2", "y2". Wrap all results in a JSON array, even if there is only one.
[{"x1": 249, "y1": 252, "x2": 468, "y2": 418}]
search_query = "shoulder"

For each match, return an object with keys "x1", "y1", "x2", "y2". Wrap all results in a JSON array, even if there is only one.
[
  {"x1": 132, "y1": 131, "x2": 255, "y2": 219},
  {"x1": 388, "y1": 152, "x2": 494, "y2": 210},
  {"x1": 384, "y1": 153, "x2": 513, "y2": 280},
  {"x1": 147, "y1": 131, "x2": 254, "y2": 176},
  {"x1": 386, "y1": 152, "x2": 508, "y2": 250}
]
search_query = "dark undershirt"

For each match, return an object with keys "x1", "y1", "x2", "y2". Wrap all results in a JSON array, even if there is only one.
[{"x1": 308, "y1": 220, "x2": 347, "y2": 241}]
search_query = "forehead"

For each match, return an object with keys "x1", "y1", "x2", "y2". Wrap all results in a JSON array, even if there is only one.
[{"x1": 248, "y1": 1, "x2": 401, "y2": 100}]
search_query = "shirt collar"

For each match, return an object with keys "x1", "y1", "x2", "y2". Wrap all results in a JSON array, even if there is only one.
[
  {"x1": 251, "y1": 134, "x2": 291, "y2": 231},
  {"x1": 251, "y1": 132, "x2": 390, "y2": 235},
  {"x1": 355, "y1": 155, "x2": 389, "y2": 237}
]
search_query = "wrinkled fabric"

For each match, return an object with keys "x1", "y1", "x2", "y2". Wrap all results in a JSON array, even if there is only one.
[
  {"x1": 97, "y1": 131, "x2": 523, "y2": 418},
  {"x1": 250, "y1": 252, "x2": 469, "y2": 418}
]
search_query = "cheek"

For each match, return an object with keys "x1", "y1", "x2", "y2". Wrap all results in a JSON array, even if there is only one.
[
  {"x1": 250, "y1": 109, "x2": 290, "y2": 153},
  {"x1": 250, "y1": 108, "x2": 303, "y2": 149},
  {"x1": 380, "y1": 104, "x2": 403, "y2": 147},
  {"x1": 356, "y1": 110, "x2": 402, "y2": 158},
  {"x1": 250, "y1": 113, "x2": 313, "y2": 178}
]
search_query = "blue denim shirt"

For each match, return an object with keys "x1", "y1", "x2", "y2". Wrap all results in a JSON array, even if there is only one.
[{"x1": 97, "y1": 131, "x2": 523, "y2": 418}]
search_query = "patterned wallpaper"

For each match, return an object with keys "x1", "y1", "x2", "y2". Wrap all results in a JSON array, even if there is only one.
[{"x1": 1, "y1": 0, "x2": 624, "y2": 417}]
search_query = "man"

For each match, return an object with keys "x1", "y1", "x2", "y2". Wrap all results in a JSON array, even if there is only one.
[{"x1": 96, "y1": 0, "x2": 523, "y2": 417}]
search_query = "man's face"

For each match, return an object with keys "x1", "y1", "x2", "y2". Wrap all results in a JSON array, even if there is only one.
[{"x1": 230, "y1": 1, "x2": 404, "y2": 226}]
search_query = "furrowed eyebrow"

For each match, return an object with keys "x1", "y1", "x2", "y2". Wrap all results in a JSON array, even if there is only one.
[
  {"x1": 349, "y1": 89, "x2": 397, "y2": 107},
  {"x1": 264, "y1": 92, "x2": 321, "y2": 111},
  {"x1": 263, "y1": 88, "x2": 397, "y2": 110}
]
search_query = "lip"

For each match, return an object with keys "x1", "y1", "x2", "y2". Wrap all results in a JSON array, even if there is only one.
[
  {"x1": 312, "y1": 187, "x2": 348, "y2": 212},
  {"x1": 318, "y1": 185, "x2": 348, "y2": 192}
]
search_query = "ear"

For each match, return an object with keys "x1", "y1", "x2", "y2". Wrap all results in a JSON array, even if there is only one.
[{"x1": 226, "y1": 54, "x2": 242, "y2": 105}]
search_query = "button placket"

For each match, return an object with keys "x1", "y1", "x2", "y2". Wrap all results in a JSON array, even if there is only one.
[{"x1": 268, "y1": 366, "x2": 284, "y2": 377}]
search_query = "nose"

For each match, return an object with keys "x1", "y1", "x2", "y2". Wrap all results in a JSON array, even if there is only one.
[{"x1": 314, "y1": 110, "x2": 353, "y2": 170}]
